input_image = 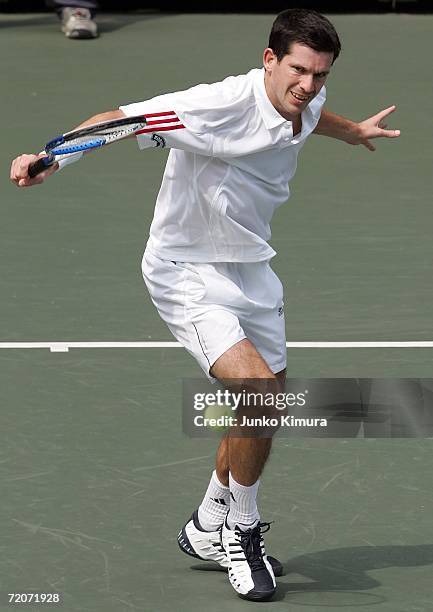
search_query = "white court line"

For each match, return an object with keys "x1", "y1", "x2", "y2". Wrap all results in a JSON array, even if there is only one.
[{"x1": 0, "y1": 341, "x2": 433, "y2": 353}]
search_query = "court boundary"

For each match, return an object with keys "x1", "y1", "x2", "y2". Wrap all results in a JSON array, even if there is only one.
[{"x1": 0, "y1": 341, "x2": 432, "y2": 353}]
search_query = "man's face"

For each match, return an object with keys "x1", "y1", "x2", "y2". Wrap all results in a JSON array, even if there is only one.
[{"x1": 263, "y1": 42, "x2": 334, "y2": 121}]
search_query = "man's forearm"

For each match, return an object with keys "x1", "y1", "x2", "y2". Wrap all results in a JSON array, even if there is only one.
[
  {"x1": 313, "y1": 105, "x2": 399, "y2": 151},
  {"x1": 313, "y1": 109, "x2": 361, "y2": 144},
  {"x1": 54, "y1": 109, "x2": 128, "y2": 170},
  {"x1": 73, "y1": 109, "x2": 126, "y2": 131}
]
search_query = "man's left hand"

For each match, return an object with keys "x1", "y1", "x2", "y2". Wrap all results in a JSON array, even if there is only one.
[{"x1": 353, "y1": 105, "x2": 400, "y2": 151}]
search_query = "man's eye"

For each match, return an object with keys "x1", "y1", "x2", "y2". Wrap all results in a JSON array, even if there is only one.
[{"x1": 293, "y1": 66, "x2": 303, "y2": 73}]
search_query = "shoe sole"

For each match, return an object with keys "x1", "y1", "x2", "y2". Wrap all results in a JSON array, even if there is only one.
[
  {"x1": 63, "y1": 29, "x2": 97, "y2": 39},
  {"x1": 239, "y1": 588, "x2": 277, "y2": 602}
]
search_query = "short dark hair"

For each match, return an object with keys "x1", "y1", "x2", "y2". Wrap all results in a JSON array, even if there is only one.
[{"x1": 268, "y1": 8, "x2": 341, "y2": 63}]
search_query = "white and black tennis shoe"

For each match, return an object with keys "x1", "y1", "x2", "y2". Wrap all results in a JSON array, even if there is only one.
[
  {"x1": 221, "y1": 518, "x2": 276, "y2": 601},
  {"x1": 178, "y1": 510, "x2": 283, "y2": 580},
  {"x1": 177, "y1": 510, "x2": 228, "y2": 567}
]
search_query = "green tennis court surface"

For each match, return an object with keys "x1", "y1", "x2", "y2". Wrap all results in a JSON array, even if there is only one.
[{"x1": 1, "y1": 11, "x2": 433, "y2": 612}]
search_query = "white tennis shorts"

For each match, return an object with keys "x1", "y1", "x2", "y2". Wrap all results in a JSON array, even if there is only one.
[{"x1": 142, "y1": 248, "x2": 286, "y2": 378}]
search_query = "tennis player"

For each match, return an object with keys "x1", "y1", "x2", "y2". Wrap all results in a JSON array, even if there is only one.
[{"x1": 11, "y1": 9, "x2": 400, "y2": 602}]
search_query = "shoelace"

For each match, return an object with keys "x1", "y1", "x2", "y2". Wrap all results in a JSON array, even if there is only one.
[
  {"x1": 235, "y1": 521, "x2": 272, "y2": 572},
  {"x1": 71, "y1": 9, "x2": 90, "y2": 20}
]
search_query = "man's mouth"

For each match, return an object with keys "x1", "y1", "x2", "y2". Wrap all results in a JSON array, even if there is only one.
[{"x1": 290, "y1": 91, "x2": 309, "y2": 102}]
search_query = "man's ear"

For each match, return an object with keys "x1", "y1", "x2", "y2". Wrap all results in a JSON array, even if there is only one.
[{"x1": 263, "y1": 48, "x2": 277, "y2": 73}]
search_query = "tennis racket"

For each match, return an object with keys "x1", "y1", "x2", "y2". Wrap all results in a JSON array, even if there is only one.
[{"x1": 28, "y1": 115, "x2": 147, "y2": 178}]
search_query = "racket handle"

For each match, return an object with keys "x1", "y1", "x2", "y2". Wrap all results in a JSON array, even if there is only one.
[{"x1": 28, "y1": 155, "x2": 54, "y2": 178}]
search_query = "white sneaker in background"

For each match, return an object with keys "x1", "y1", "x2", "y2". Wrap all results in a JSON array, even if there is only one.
[{"x1": 61, "y1": 8, "x2": 98, "y2": 40}]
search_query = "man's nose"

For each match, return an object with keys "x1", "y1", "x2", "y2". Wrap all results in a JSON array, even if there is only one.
[{"x1": 300, "y1": 74, "x2": 315, "y2": 94}]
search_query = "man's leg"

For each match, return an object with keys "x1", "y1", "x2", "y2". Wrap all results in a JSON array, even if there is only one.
[
  {"x1": 185, "y1": 339, "x2": 283, "y2": 534},
  {"x1": 179, "y1": 340, "x2": 285, "y2": 587},
  {"x1": 213, "y1": 339, "x2": 286, "y2": 488},
  {"x1": 207, "y1": 338, "x2": 284, "y2": 601}
]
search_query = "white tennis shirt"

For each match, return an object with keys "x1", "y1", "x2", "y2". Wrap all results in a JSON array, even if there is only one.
[{"x1": 120, "y1": 68, "x2": 326, "y2": 262}]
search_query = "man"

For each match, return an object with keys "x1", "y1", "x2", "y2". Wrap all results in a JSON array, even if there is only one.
[{"x1": 10, "y1": 9, "x2": 399, "y2": 602}]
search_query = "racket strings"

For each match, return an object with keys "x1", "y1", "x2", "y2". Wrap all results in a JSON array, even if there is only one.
[{"x1": 95, "y1": 124, "x2": 145, "y2": 141}]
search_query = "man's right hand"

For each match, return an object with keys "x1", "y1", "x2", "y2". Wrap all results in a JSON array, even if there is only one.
[{"x1": 10, "y1": 153, "x2": 58, "y2": 188}]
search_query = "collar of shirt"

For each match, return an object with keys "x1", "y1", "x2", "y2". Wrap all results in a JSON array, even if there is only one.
[
  {"x1": 252, "y1": 67, "x2": 324, "y2": 140},
  {"x1": 253, "y1": 67, "x2": 288, "y2": 130}
]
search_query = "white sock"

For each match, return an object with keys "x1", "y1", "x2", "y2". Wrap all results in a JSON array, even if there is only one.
[
  {"x1": 226, "y1": 472, "x2": 260, "y2": 530},
  {"x1": 197, "y1": 470, "x2": 230, "y2": 531}
]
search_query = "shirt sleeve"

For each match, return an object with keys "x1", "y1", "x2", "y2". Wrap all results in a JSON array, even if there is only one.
[{"x1": 119, "y1": 76, "x2": 250, "y2": 156}]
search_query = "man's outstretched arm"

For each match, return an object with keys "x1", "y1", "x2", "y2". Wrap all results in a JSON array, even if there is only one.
[{"x1": 313, "y1": 105, "x2": 400, "y2": 151}]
